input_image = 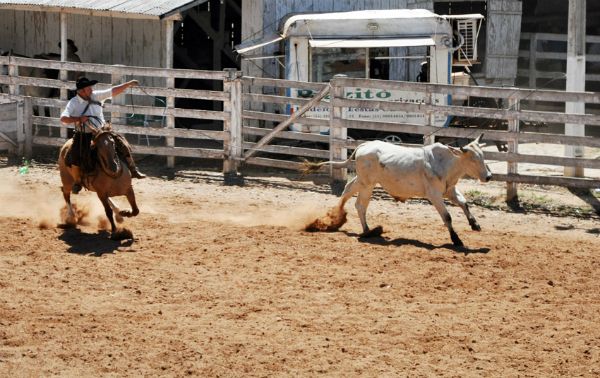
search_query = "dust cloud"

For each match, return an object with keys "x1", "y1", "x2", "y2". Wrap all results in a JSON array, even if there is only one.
[
  {"x1": 207, "y1": 202, "x2": 330, "y2": 231},
  {"x1": 0, "y1": 174, "x2": 105, "y2": 229}
]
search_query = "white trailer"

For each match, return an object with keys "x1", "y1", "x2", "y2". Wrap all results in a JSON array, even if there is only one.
[{"x1": 237, "y1": 9, "x2": 483, "y2": 135}]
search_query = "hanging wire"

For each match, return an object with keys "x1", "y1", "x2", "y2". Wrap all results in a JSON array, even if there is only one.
[{"x1": 237, "y1": 19, "x2": 281, "y2": 46}]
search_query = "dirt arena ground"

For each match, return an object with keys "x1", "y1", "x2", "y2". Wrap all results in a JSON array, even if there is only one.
[{"x1": 0, "y1": 156, "x2": 599, "y2": 376}]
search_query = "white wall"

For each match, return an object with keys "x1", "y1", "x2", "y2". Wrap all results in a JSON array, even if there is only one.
[{"x1": 0, "y1": 10, "x2": 166, "y2": 87}]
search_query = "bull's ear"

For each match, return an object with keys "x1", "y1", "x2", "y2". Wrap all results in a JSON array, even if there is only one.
[{"x1": 474, "y1": 133, "x2": 484, "y2": 144}]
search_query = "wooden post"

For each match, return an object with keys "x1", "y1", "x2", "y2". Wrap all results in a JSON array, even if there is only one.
[
  {"x1": 8, "y1": 60, "x2": 18, "y2": 96},
  {"x1": 507, "y1": 96, "x2": 519, "y2": 202},
  {"x1": 16, "y1": 99, "x2": 24, "y2": 156},
  {"x1": 23, "y1": 97, "x2": 33, "y2": 158},
  {"x1": 329, "y1": 75, "x2": 347, "y2": 195},
  {"x1": 423, "y1": 90, "x2": 436, "y2": 145},
  {"x1": 164, "y1": 19, "x2": 175, "y2": 168},
  {"x1": 528, "y1": 33, "x2": 537, "y2": 90},
  {"x1": 528, "y1": 33, "x2": 538, "y2": 109},
  {"x1": 59, "y1": 12, "x2": 68, "y2": 139},
  {"x1": 564, "y1": 0, "x2": 586, "y2": 177},
  {"x1": 223, "y1": 68, "x2": 244, "y2": 185}
]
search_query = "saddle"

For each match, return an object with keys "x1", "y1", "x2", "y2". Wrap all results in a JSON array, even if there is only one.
[{"x1": 64, "y1": 140, "x2": 98, "y2": 174}]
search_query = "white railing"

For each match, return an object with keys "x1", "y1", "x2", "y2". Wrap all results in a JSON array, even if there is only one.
[
  {"x1": 2, "y1": 56, "x2": 600, "y2": 200},
  {"x1": 517, "y1": 32, "x2": 600, "y2": 90},
  {"x1": 0, "y1": 56, "x2": 240, "y2": 173},
  {"x1": 239, "y1": 76, "x2": 600, "y2": 200}
]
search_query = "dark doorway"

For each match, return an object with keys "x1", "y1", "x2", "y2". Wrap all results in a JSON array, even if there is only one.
[{"x1": 173, "y1": 0, "x2": 241, "y2": 128}]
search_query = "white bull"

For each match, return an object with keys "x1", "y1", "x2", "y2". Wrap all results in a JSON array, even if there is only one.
[{"x1": 308, "y1": 134, "x2": 492, "y2": 247}]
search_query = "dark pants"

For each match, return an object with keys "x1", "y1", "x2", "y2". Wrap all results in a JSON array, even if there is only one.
[
  {"x1": 71, "y1": 132, "x2": 94, "y2": 172},
  {"x1": 113, "y1": 133, "x2": 133, "y2": 162},
  {"x1": 71, "y1": 131, "x2": 134, "y2": 173}
]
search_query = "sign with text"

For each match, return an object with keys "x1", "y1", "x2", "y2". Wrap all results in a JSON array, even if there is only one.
[{"x1": 289, "y1": 87, "x2": 447, "y2": 133}]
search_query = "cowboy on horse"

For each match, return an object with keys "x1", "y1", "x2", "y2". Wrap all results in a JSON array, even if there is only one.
[{"x1": 60, "y1": 76, "x2": 146, "y2": 194}]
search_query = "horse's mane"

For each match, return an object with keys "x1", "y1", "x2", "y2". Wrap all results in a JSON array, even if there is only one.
[{"x1": 93, "y1": 125, "x2": 132, "y2": 154}]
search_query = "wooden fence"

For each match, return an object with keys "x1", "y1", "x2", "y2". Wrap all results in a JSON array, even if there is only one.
[
  {"x1": 239, "y1": 75, "x2": 600, "y2": 200},
  {"x1": 1, "y1": 56, "x2": 600, "y2": 201},
  {"x1": 0, "y1": 55, "x2": 237, "y2": 170},
  {"x1": 517, "y1": 32, "x2": 600, "y2": 91}
]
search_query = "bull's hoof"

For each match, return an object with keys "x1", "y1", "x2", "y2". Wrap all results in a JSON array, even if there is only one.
[
  {"x1": 360, "y1": 226, "x2": 383, "y2": 238},
  {"x1": 450, "y1": 231, "x2": 464, "y2": 247},
  {"x1": 453, "y1": 240, "x2": 464, "y2": 247},
  {"x1": 470, "y1": 221, "x2": 481, "y2": 232}
]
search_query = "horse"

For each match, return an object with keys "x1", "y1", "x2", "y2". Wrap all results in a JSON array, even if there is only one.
[{"x1": 58, "y1": 125, "x2": 139, "y2": 240}]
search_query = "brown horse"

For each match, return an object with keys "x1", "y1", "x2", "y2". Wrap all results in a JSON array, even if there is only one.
[{"x1": 58, "y1": 126, "x2": 139, "y2": 240}]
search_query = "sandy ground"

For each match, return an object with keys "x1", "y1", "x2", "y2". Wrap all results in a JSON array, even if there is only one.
[{"x1": 0, "y1": 156, "x2": 599, "y2": 377}]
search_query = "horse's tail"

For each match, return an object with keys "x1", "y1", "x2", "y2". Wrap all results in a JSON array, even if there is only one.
[{"x1": 300, "y1": 146, "x2": 360, "y2": 174}]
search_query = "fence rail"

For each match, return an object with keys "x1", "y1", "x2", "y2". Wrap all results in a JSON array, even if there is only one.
[
  {"x1": 0, "y1": 56, "x2": 235, "y2": 170},
  {"x1": 238, "y1": 75, "x2": 600, "y2": 199},
  {"x1": 517, "y1": 32, "x2": 600, "y2": 90},
  {"x1": 2, "y1": 56, "x2": 600, "y2": 201}
]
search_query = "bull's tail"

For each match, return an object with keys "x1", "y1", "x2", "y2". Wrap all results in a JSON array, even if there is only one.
[{"x1": 300, "y1": 146, "x2": 360, "y2": 174}]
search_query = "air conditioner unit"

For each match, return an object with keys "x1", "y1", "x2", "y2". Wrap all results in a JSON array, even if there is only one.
[
  {"x1": 445, "y1": 14, "x2": 483, "y2": 66},
  {"x1": 456, "y1": 19, "x2": 479, "y2": 62}
]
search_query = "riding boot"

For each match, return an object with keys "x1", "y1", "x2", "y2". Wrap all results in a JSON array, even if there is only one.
[
  {"x1": 71, "y1": 165, "x2": 83, "y2": 194},
  {"x1": 126, "y1": 157, "x2": 146, "y2": 179}
]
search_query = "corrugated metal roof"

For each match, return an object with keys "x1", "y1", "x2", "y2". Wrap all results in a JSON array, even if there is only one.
[{"x1": 0, "y1": 0, "x2": 207, "y2": 19}]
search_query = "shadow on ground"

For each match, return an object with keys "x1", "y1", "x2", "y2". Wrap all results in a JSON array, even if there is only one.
[{"x1": 59, "y1": 228, "x2": 133, "y2": 256}]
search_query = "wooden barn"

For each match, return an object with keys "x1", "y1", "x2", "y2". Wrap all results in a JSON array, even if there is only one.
[{"x1": 0, "y1": 0, "x2": 242, "y2": 89}]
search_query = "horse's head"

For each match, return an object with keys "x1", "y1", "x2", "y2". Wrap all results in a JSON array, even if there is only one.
[{"x1": 93, "y1": 131, "x2": 122, "y2": 178}]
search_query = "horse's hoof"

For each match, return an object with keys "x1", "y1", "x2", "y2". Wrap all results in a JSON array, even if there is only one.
[{"x1": 111, "y1": 228, "x2": 133, "y2": 240}]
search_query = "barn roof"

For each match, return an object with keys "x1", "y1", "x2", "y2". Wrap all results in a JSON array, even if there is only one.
[{"x1": 0, "y1": 0, "x2": 207, "y2": 19}]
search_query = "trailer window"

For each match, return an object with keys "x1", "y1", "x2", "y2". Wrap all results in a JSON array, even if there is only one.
[
  {"x1": 310, "y1": 46, "x2": 424, "y2": 82},
  {"x1": 311, "y1": 47, "x2": 366, "y2": 82}
]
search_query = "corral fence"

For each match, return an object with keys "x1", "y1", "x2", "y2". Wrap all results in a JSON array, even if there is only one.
[
  {"x1": 0, "y1": 55, "x2": 235, "y2": 169},
  {"x1": 517, "y1": 33, "x2": 600, "y2": 94},
  {"x1": 1, "y1": 56, "x2": 600, "y2": 202},
  {"x1": 241, "y1": 76, "x2": 600, "y2": 200}
]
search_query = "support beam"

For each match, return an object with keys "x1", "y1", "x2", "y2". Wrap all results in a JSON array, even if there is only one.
[
  {"x1": 223, "y1": 68, "x2": 243, "y2": 183},
  {"x1": 59, "y1": 12, "x2": 68, "y2": 139},
  {"x1": 507, "y1": 97, "x2": 520, "y2": 202},
  {"x1": 564, "y1": 0, "x2": 586, "y2": 177},
  {"x1": 329, "y1": 75, "x2": 347, "y2": 195},
  {"x1": 164, "y1": 19, "x2": 175, "y2": 168}
]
